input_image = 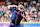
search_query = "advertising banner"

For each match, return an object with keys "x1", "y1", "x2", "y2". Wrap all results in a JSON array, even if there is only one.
[
  {"x1": 0, "y1": 23, "x2": 40, "y2": 27},
  {"x1": 24, "y1": 23, "x2": 40, "y2": 27},
  {"x1": 0, "y1": 23, "x2": 10, "y2": 27}
]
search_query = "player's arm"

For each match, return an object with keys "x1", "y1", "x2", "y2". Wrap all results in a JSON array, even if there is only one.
[
  {"x1": 7, "y1": 5, "x2": 17, "y2": 9},
  {"x1": 7, "y1": 5, "x2": 17, "y2": 12},
  {"x1": 21, "y1": 14, "x2": 27, "y2": 21}
]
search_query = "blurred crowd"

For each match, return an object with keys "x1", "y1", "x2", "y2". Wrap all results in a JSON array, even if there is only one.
[{"x1": 0, "y1": 0, "x2": 40, "y2": 22}]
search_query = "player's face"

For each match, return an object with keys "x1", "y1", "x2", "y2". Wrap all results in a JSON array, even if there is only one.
[{"x1": 19, "y1": 8, "x2": 23, "y2": 11}]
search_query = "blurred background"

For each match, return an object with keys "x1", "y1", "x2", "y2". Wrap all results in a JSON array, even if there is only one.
[
  {"x1": 0, "y1": 0, "x2": 40, "y2": 22},
  {"x1": 0, "y1": 0, "x2": 40, "y2": 27}
]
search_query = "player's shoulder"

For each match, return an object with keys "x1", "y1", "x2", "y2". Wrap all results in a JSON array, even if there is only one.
[
  {"x1": 10, "y1": 7, "x2": 13, "y2": 9},
  {"x1": 10, "y1": 7, "x2": 16, "y2": 9}
]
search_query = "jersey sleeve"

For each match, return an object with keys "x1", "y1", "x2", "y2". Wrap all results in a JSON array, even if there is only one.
[{"x1": 10, "y1": 7, "x2": 15, "y2": 12}]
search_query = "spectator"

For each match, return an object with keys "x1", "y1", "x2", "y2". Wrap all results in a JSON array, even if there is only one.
[{"x1": 0, "y1": 1, "x2": 40, "y2": 22}]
